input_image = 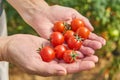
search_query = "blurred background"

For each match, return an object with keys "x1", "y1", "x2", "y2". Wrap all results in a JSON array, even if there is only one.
[{"x1": 3, "y1": 0, "x2": 120, "y2": 80}]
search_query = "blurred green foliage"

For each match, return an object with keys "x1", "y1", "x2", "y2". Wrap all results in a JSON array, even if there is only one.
[{"x1": 3, "y1": 0, "x2": 120, "y2": 80}]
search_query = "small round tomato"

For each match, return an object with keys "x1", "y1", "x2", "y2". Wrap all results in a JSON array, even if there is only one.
[
  {"x1": 63, "y1": 50, "x2": 78, "y2": 63},
  {"x1": 71, "y1": 18, "x2": 84, "y2": 31},
  {"x1": 76, "y1": 27, "x2": 90, "y2": 39},
  {"x1": 64, "y1": 30, "x2": 74, "y2": 42},
  {"x1": 54, "y1": 45, "x2": 67, "y2": 59},
  {"x1": 40, "y1": 46, "x2": 55, "y2": 62},
  {"x1": 50, "y1": 32, "x2": 64, "y2": 46},
  {"x1": 67, "y1": 35, "x2": 82, "y2": 50},
  {"x1": 53, "y1": 21, "x2": 65, "y2": 33}
]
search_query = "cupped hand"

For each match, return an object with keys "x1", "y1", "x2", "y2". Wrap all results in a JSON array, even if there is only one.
[
  {"x1": 2, "y1": 34, "x2": 99, "y2": 76},
  {"x1": 22, "y1": 5, "x2": 94, "y2": 39},
  {"x1": 18, "y1": 4, "x2": 106, "y2": 52}
]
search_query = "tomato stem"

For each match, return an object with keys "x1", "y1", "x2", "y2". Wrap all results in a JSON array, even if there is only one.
[
  {"x1": 74, "y1": 34, "x2": 84, "y2": 41},
  {"x1": 64, "y1": 22, "x2": 71, "y2": 30},
  {"x1": 36, "y1": 44, "x2": 44, "y2": 53},
  {"x1": 70, "y1": 51, "x2": 78, "y2": 62},
  {"x1": 47, "y1": 38, "x2": 50, "y2": 41}
]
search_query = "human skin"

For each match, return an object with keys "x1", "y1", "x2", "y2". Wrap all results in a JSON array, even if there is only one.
[
  {"x1": 0, "y1": 0, "x2": 106, "y2": 76},
  {"x1": 0, "y1": 34, "x2": 98, "y2": 76},
  {"x1": 0, "y1": 34, "x2": 104, "y2": 76}
]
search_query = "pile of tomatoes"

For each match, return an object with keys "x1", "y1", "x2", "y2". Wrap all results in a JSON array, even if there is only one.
[{"x1": 39, "y1": 18, "x2": 90, "y2": 63}]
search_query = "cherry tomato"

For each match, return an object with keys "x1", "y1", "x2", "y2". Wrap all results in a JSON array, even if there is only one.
[
  {"x1": 50, "y1": 32, "x2": 64, "y2": 46},
  {"x1": 54, "y1": 45, "x2": 67, "y2": 59},
  {"x1": 76, "y1": 27, "x2": 90, "y2": 39},
  {"x1": 71, "y1": 18, "x2": 84, "y2": 31},
  {"x1": 63, "y1": 50, "x2": 78, "y2": 63},
  {"x1": 53, "y1": 21, "x2": 65, "y2": 33},
  {"x1": 40, "y1": 46, "x2": 55, "y2": 62},
  {"x1": 67, "y1": 35, "x2": 82, "y2": 50},
  {"x1": 64, "y1": 30, "x2": 74, "y2": 42}
]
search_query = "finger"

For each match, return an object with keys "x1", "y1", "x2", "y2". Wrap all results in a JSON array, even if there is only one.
[
  {"x1": 89, "y1": 33, "x2": 106, "y2": 46},
  {"x1": 60, "y1": 60, "x2": 95, "y2": 74},
  {"x1": 75, "y1": 51, "x2": 84, "y2": 59},
  {"x1": 75, "y1": 12, "x2": 94, "y2": 31},
  {"x1": 83, "y1": 40, "x2": 102, "y2": 50},
  {"x1": 82, "y1": 55, "x2": 98, "y2": 63},
  {"x1": 81, "y1": 17, "x2": 94, "y2": 31},
  {"x1": 34, "y1": 61, "x2": 67, "y2": 76},
  {"x1": 79, "y1": 46, "x2": 95, "y2": 56}
]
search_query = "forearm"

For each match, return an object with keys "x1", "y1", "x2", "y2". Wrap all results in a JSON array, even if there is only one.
[{"x1": 6, "y1": 0, "x2": 50, "y2": 18}]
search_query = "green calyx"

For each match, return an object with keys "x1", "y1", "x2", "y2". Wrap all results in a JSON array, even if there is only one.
[
  {"x1": 74, "y1": 34, "x2": 84, "y2": 41},
  {"x1": 63, "y1": 22, "x2": 71, "y2": 31},
  {"x1": 36, "y1": 44, "x2": 44, "y2": 53},
  {"x1": 70, "y1": 51, "x2": 79, "y2": 62}
]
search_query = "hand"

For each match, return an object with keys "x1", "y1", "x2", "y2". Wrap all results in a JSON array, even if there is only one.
[
  {"x1": 1, "y1": 34, "x2": 99, "y2": 76},
  {"x1": 19, "y1": 5, "x2": 94, "y2": 39},
  {"x1": 43, "y1": 5, "x2": 94, "y2": 39}
]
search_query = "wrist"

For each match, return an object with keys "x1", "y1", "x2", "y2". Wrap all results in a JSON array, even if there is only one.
[{"x1": 0, "y1": 37, "x2": 11, "y2": 61}]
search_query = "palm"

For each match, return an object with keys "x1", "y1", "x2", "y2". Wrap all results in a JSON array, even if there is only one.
[{"x1": 28, "y1": 5, "x2": 93, "y2": 39}]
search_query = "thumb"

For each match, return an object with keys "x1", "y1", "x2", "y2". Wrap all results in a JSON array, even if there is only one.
[{"x1": 75, "y1": 12, "x2": 94, "y2": 31}]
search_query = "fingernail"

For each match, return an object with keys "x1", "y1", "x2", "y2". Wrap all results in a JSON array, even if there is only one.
[
  {"x1": 102, "y1": 39, "x2": 106, "y2": 46},
  {"x1": 92, "y1": 27, "x2": 94, "y2": 31},
  {"x1": 57, "y1": 70, "x2": 66, "y2": 76}
]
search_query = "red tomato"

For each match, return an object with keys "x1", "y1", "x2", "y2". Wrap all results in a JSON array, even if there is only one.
[
  {"x1": 50, "y1": 32, "x2": 64, "y2": 46},
  {"x1": 54, "y1": 45, "x2": 67, "y2": 59},
  {"x1": 63, "y1": 50, "x2": 78, "y2": 63},
  {"x1": 76, "y1": 27, "x2": 90, "y2": 39},
  {"x1": 71, "y1": 18, "x2": 84, "y2": 31},
  {"x1": 64, "y1": 30, "x2": 74, "y2": 42},
  {"x1": 53, "y1": 21, "x2": 65, "y2": 33},
  {"x1": 67, "y1": 35, "x2": 82, "y2": 50},
  {"x1": 40, "y1": 46, "x2": 55, "y2": 62}
]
